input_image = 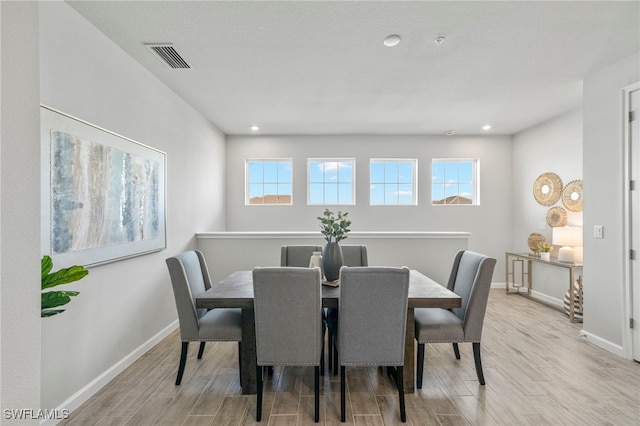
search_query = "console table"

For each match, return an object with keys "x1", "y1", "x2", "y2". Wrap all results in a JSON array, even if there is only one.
[{"x1": 505, "y1": 252, "x2": 583, "y2": 322}]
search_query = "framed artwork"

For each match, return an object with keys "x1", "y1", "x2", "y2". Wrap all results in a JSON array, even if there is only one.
[{"x1": 41, "y1": 105, "x2": 166, "y2": 268}]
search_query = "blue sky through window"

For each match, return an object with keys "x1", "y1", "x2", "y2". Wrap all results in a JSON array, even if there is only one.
[
  {"x1": 308, "y1": 159, "x2": 354, "y2": 205},
  {"x1": 370, "y1": 159, "x2": 416, "y2": 205},
  {"x1": 246, "y1": 159, "x2": 292, "y2": 204},
  {"x1": 432, "y1": 159, "x2": 477, "y2": 205}
]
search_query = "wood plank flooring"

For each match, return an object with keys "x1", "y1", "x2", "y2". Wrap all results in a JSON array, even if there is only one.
[{"x1": 60, "y1": 290, "x2": 640, "y2": 425}]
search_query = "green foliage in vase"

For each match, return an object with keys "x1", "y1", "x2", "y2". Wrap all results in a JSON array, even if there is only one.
[
  {"x1": 317, "y1": 208, "x2": 352, "y2": 243},
  {"x1": 537, "y1": 242, "x2": 553, "y2": 253},
  {"x1": 41, "y1": 255, "x2": 89, "y2": 317}
]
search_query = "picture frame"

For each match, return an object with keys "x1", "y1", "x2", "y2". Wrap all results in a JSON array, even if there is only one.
[{"x1": 41, "y1": 105, "x2": 166, "y2": 268}]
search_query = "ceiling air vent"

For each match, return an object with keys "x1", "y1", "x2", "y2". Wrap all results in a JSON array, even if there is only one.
[{"x1": 145, "y1": 43, "x2": 190, "y2": 69}]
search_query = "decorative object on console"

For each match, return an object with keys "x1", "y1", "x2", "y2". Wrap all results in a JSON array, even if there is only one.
[
  {"x1": 537, "y1": 242, "x2": 552, "y2": 261},
  {"x1": 317, "y1": 209, "x2": 351, "y2": 282},
  {"x1": 552, "y1": 226, "x2": 582, "y2": 263},
  {"x1": 563, "y1": 276, "x2": 583, "y2": 321},
  {"x1": 562, "y1": 180, "x2": 583, "y2": 212},
  {"x1": 533, "y1": 172, "x2": 563, "y2": 206},
  {"x1": 527, "y1": 233, "x2": 546, "y2": 254},
  {"x1": 546, "y1": 206, "x2": 568, "y2": 227}
]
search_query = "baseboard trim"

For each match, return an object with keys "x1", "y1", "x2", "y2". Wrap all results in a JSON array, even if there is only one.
[
  {"x1": 42, "y1": 320, "x2": 178, "y2": 425},
  {"x1": 579, "y1": 330, "x2": 625, "y2": 357}
]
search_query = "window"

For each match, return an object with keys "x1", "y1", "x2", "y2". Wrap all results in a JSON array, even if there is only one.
[
  {"x1": 245, "y1": 159, "x2": 292, "y2": 205},
  {"x1": 308, "y1": 159, "x2": 355, "y2": 205},
  {"x1": 370, "y1": 159, "x2": 417, "y2": 205},
  {"x1": 432, "y1": 159, "x2": 479, "y2": 205}
]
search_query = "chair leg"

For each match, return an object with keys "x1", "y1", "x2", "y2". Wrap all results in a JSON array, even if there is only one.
[
  {"x1": 332, "y1": 335, "x2": 338, "y2": 375},
  {"x1": 472, "y1": 342, "x2": 485, "y2": 385},
  {"x1": 340, "y1": 366, "x2": 346, "y2": 422},
  {"x1": 238, "y1": 342, "x2": 242, "y2": 379},
  {"x1": 452, "y1": 342, "x2": 461, "y2": 360},
  {"x1": 416, "y1": 342, "x2": 425, "y2": 389},
  {"x1": 314, "y1": 365, "x2": 320, "y2": 422},
  {"x1": 175, "y1": 342, "x2": 189, "y2": 385},
  {"x1": 396, "y1": 366, "x2": 406, "y2": 423},
  {"x1": 197, "y1": 341, "x2": 206, "y2": 359},
  {"x1": 320, "y1": 326, "x2": 326, "y2": 377},
  {"x1": 256, "y1": 364, "x2": 263, "y2": 421},
  {"x1": 328, "y1": 329, "x2": 334, "y2": 372}
]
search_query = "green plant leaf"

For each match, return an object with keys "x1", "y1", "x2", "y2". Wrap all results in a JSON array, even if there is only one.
[
  {"x1": 42, "y1": 265, "x2": 89, "y2": 289},
  {"x1": 41, "y1": 309, "x2": 66, "y2": 317},
  {"x1": 41, "y1": 290, "x2": 80, "y2": 310},
  {"x1": 41, "y1": 255, "x2": 53, "y2": 279}
]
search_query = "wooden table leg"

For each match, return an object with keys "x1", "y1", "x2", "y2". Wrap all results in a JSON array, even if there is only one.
[
  {"x1": 240, "y1": 308, "x2": 257, "y2": 394},
  {"x1": 403, "y1": 307, "x2": 415, "y2": 394}
]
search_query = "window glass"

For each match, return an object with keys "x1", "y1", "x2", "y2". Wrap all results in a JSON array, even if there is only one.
[
  {"x1": 370, "y1": 159, "x2": 417, "y2": 205},
  {"x1": 432, "y1": 159, "x2": 479, "y2": 205},
  {"x1": 245, "y1": 159, "x2": 292, "y2": 205},
  {"x1": 308, "y1": 159, "x2": 355, "y2": 205}
]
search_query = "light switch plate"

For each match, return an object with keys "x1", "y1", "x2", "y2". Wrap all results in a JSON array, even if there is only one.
[
  {"x1": 594, "y1": 225, "x2": 604, "y2": 239},
  {"x1": 539, "y1": 221, "x2": 547, "y2": 231}
]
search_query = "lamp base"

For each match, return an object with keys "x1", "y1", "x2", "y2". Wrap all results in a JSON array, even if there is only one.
[{"x1": 557, "y1": 246, "x2": 574, "y2": 263}]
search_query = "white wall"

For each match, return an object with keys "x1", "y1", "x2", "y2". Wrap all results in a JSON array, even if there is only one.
[
  {"x1": 1, "y1": 2, "x2": 42, "y2": 421},
  {"x1": 511, "y1": 108, "x2": 583, "y2": 303},
  {"x1": 225, "y1": 135, "x2": 512, "y2": 275},
  {"x1": 583, "y1": 52, "x2": 640, "y2": 354},
  {"x1": 39, "y1": 2, "x2": 226, "y2": 411}
]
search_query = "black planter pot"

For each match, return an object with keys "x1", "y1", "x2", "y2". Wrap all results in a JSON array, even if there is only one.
[{"x1": 323, "y1": 242, "x2": 343, "y2": 282}]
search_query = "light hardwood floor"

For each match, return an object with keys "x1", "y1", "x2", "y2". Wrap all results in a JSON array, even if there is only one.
[{"x1": 61, "y1": 290, "x2": 640, "y2": 425}]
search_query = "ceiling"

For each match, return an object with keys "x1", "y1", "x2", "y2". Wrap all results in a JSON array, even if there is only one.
[{"x1": 67, "y1": 1, "x2": 639, "y2": 136}]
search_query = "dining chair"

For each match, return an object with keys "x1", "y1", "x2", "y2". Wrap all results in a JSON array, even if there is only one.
[
  {"x1": 338, "y1": 266, "x2": 410, "y2": 423},
  {"x1": 253, "y1": 267, "x2": 324, "y2": 422},
  {"x1": 165, "y1": 250, "x2": 242, "y2": 386},
  {"x1": 414, "y1": 250, "x2": 496, "y2": 388},
  {"x1": 280, "y1": 245, "x2": 323, "y2": 268},
  {"x1": 326, "y1": 245, "x2": 368, "y2": 374}
]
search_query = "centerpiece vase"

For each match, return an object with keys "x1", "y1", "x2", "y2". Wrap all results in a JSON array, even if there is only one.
[{"x1": 323, "y1": 242, "x2": 343, "y2": 282}]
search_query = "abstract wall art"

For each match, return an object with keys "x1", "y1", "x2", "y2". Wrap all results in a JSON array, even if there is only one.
[{"x1": 41, "y1": 106, "x2": 166, "y2": 268}]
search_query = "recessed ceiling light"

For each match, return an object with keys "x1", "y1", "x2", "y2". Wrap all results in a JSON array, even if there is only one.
[
  {"x1": 445, "y1": 130, "x2": 455, "y2": 136},
  {"x1": 383, "y1": 35, "x2": 401, "y2": 47},
  {"x1": 482, "y1": 124, "x2": 492, "y2": 131},
  {"x1": 250, "y1": 125, "x2": 260, "y2": 132},
  {"x1": 434, "y1": 36, "x2": 445, "y2": 46}
]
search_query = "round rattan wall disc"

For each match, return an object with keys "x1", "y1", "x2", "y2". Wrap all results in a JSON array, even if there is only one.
[
  {"x1": 533, "y1": 172, "x2": 563, "y2": 206},
  {"x1": 546, "y1": 206, "x2": 568, "y2": 227},
  {"x1": 527, "y1": 233, "x2": 546, "y2": 253},
  {"x1": 562, "y1": 180, "x2": 583, "y2": 212}
]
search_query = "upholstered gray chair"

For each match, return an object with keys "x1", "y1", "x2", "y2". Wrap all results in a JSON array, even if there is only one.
[
  {"x1": 327, "y1": 245, "x2": 368, "y2": 374},
  {"x1": 338, "y1": 266, "x2": 410, "y2": 423},
  {"x1": 280, "y1": 245, "x2": 323, "y2": 268},
  {"x1": 165, "y1": 250, "x2": 242, "y2": 385},
  {"x1": 280, "y1": 244, "x2": 326, "y2": 375},
  {"x1": 253, "y1": 267, "x2": 324, "y2": 422},
  {"x1": 414, "y1": 250, "x2": 496, "y2": 388}
]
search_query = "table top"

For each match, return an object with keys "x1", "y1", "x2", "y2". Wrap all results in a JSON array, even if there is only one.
[
  {"x1": 505, "y1": 251, "x2": 583, "y2": 268},
  {"x1": 196, "y1": 269, "x2": 461, "y2": 310}
]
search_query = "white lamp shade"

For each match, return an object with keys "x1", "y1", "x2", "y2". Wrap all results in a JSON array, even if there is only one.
[
  {"x1": 552, "y1": 226, "x2": 582, "y2": 262},
  {"x1": 552, "y1": 226, "x2": 583, "y2": 247}
]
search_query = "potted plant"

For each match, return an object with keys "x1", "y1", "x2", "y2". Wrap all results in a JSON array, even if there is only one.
[
  {"x1": 537, "y1": 242, "x2": 553, "y2": 261},
  {"x1": 41, "y1": 255, "x2": 89, "y2": 317},
  {"x1": 317, "y1": 209, "x2": 351, "y2": 281}
]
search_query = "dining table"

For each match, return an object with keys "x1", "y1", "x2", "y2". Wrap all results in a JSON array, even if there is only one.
[{"x1": 196, "y1": 269, "x2": 461, "y2": 394}]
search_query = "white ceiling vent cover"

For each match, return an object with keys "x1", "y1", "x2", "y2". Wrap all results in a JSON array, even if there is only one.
[{"x1": 145, "y1": 43, "x2": 190, "y2": 69}]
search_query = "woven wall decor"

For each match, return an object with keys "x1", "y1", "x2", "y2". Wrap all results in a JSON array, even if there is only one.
[
  {"x1": 533, "y1": 172, "x2": 563, "y2": 206},
  {"x1": 527, "y1": 232, "x2": 546, "y2": 253},
  {"x1": 562, "y1": 180, "x2": 583, "y2": 212},
  {"x1": 546, "y1": 206, "x2": 568, "y2": 227}
]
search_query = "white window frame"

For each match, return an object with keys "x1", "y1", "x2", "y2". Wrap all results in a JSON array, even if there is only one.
[
  {"x1": 307, "y1": 158, "x2": 356, "y2": 205},
  {"x1": 369, "y1": 158, "x2": 418, "y2": 206},
  {"x1": 431, "y1": 158, "x2": 480, "y2": 205},
  {"x1": 245, "y1": 158, "x2": 293, "y2": 206}
]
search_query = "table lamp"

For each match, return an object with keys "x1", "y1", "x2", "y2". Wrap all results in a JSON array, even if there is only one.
[{"x1": 552, "y1": 226, "x2": 582, "y2": 263}]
